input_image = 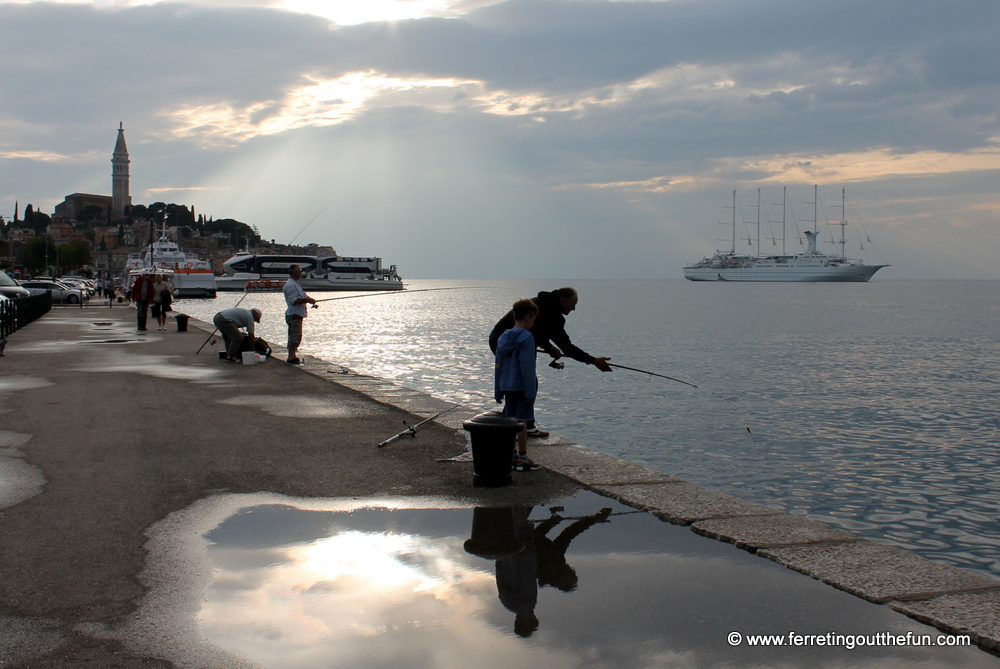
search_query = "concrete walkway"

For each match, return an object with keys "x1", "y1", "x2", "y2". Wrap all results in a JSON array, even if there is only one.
[{"x1": 1, "y1": 305, "x2": 998, "y2": 667}]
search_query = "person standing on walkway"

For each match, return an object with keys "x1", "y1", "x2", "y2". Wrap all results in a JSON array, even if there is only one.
[
  {"x1": 282, "y1": 264, "x2": 316, "y2": 365},
  {"x1": 130, "y1": 274, "x2": 152, "y2": 331},
  {"x1": 489, "y1": 287, "x2": 612, "y2": 437},
  {"x1": 494, "y1": 298, "x2": 541, "y2": 471},
  {"x1": 212, "y1": 308, "x2": 262, "y2": 362}
]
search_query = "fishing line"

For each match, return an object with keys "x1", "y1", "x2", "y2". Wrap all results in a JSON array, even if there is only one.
[
  {"x1": 606, "y1": 363, "x2": 756, "y2": 444},
  {"x1": 312, "y1": 286, "x2": 483, "y2": 304},
  {"x1": 194, "y1": 279, "x2": 270, "y2": 354},
  {"x1": 286, "y1": 208, "x2": 325, "y2": 248}
]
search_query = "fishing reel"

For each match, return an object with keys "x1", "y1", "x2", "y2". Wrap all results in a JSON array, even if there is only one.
[{"x1": 549, "y1": 360, "x2": 564, "y2": 370}]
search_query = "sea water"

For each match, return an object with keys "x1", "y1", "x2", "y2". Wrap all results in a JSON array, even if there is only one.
[{"x1": 175, "y1": 279, "x2": 1000, "y2": 576}]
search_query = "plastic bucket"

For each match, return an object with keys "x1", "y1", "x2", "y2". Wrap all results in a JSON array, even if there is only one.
[{"x1": 462, "y1": 411, "x2": 523, "y2": 487}]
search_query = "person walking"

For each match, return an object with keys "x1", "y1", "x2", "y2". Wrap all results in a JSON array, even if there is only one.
[
  {"x1": 282, "y1": 264, "x2": 316, "y2": 365},
  {"x1": 130, "y1": 274, "x2": 152, "y2": 331},
  {"x1": 489, "y1": 287, "x2": 611, "y2": 437},
  {"x1": 151, "y1": 274, "x2": 173, "y2": 330}
]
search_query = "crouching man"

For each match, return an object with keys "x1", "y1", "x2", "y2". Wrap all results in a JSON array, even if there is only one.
[{"x1": 213, "y1": 307, "x2": 262, "y2": 362}]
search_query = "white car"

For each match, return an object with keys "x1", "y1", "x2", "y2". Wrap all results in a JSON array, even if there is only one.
[
  {"x1": 59, "y1": 277, "x2": 96, "y2": 296},
  {"x1": 19, "y1": 280, "x2": 87, "y2": 304}
]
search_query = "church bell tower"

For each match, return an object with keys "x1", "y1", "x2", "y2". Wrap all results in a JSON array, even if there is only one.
[{"x1": 112, "y1": 122, "x2": 132, "y2": 217}]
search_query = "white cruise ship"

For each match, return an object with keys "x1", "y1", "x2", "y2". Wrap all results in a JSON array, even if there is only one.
[
  {"x1": 123, "y1": 235, "x2": 217, "y2": 297},
  {"x1": 217, "y1": 251, "x2": 402, "y2": 291},
  {"x1": 683, "y1": 188, "x2": 889, "y2": 282}
]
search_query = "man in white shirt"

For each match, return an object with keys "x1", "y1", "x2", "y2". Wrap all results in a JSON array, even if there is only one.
[{"x1": 282, "y1": 264, "x2": 317, "y2": 364}]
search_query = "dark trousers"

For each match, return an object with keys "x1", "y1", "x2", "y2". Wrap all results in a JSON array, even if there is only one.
[{"x1": 135, "y1": 301, "x2": 148, "y2": 330}]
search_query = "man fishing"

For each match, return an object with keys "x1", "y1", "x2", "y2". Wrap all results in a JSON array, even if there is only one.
[
  {"x1": 283, "y1": 264, "x2": 317, "y2": 365},
  {"x1": 489, "y1": 287, "x2": 612, "y2": 437}
]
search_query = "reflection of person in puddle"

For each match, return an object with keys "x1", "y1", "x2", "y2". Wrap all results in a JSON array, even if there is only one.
[
  {"x1": 495, "y1": 506, "x2": 613, "y2": 637},
  {"x1": 496, "y1": 507, "x2": 538, "y2": 637},
  {"x1": 535, "y1": 506, "x2": 612, "y2": 592}
]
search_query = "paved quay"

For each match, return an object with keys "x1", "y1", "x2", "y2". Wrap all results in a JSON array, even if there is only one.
[{"x1": 1, "y1": 304, "x2": 999, "y2": 668}]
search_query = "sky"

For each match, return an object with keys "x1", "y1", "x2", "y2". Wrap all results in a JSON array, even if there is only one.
[{"x1": 1, "y1": 0, "x2": 998, "y2": 280}]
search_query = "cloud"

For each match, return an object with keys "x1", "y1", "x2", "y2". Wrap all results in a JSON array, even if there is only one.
[{"x1": 1, "y1": 0, "x2": 998, "y2": 278}]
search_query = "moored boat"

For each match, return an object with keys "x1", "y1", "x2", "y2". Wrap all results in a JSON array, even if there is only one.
[
  {"x1": 123, "y1": 234, "x2": 217, "y2": 297},
  {"x1": 217, "y1": 251, "x2": 402, "y2": 291}
]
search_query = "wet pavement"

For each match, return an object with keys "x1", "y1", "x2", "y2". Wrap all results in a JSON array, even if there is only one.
[{"x1": 0, "y1": 305, "x2": 998, "y2": 668}]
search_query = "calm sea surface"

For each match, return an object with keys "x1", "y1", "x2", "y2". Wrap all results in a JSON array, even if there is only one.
[{"x1": 175, "y1": 279, "x2": 1000, "y2": 576}]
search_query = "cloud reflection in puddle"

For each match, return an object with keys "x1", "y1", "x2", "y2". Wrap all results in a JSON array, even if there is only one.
[{"x1": 86, "y1": 492, "x2": 994, "y2": 669}]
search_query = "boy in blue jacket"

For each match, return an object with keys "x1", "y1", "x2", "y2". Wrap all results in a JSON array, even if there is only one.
[{"x1": 495, "y1": 299, "x2": 541, "y2": 471}]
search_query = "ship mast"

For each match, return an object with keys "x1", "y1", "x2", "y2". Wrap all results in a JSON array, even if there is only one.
[
  {"x1": 838, "y1": 188, "x2": 848, "y2": 260},
  {"x1": 782, "y1": 186, "x2": 787, "y2": 255},
  {"x1": 727, "y1": 190, "x2": 736, "y2": 254},
  {"x1": 755, "y1": 188, "x2": 761, "y2": 259}
]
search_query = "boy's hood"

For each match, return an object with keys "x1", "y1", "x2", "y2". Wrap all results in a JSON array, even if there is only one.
[{"x1": 496, "y1": 327, "x2": 534, "y2": 354}]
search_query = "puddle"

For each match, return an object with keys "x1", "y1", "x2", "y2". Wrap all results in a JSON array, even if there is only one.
[
  {"x1": 9, "y1": 319, "x2": 156, "y2": 351},
  {"x1": 91, "y1": 492, "x2": 992, "y2": 668},
  {"x1": 73, "y1": 352, "x2": 227, "y2": 382},
  {"x1": 0, "y1": 432, "x2": 45, "y2": 509},
  {"x1": 0, "y1": 376, "x2": 54, "y2": 392},
  {"x1": 218, "y1": 395, "x2": 379, "y2": 419}
]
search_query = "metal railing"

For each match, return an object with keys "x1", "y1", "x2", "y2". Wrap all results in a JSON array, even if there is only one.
[{"x1": 0, "y1": 293, "x2": 52, "y2": 338}]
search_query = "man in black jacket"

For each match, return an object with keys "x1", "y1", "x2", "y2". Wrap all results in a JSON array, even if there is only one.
[{"x1": 489, "y1": 287, "x2": 612, "y2": 437}]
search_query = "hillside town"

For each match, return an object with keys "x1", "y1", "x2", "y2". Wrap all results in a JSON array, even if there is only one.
[{"x1": 0, "y1": 124, "x2": 317, "y2": 280}]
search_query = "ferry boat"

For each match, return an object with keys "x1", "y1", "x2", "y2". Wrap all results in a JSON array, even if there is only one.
[
  {"x1": 683, "y1": 188, "x2": 889, "y2": 282},
  {"x1": 217, "y1": 251, "x2": 402, "y2": 291},
  {"x1": 123, "y1": 234, "x2": 217, "y2": 297}
]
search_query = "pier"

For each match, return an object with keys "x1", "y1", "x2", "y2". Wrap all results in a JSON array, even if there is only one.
[{"x1": 1, "y1": 305, "x2": 998, "y2": 667}]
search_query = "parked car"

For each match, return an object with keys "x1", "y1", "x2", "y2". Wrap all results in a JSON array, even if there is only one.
[
  {"x1": 19, "y1": 280, "x2": 86, "y2": 304},
  {"x1": 59, "y1": 277, "x2": 96, "y2": 296},
  {"x1": 0, "y1": 271, "x2": 31, "y2": 298}
]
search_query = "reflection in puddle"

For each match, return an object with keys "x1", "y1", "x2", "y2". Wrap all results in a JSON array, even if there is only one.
[
  {"x1": 73, "y1": 352, "x2": 226, "y2": 382},
  {"x1": 0, "y1": 376, "x2": 53, "y2": 392},
  {"x1": 217, "y1": 395, "x2": 374, "y2": 418},
  {"x1": 189, "y1": 492, "x2": 990, "y2": 669}
]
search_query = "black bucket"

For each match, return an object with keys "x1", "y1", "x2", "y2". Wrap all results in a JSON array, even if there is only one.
[
  {"x1": 175, "y1": 314, "x2": 189, "y2": 332},
  {"x1": 463, "y1": 411, "x2": 523, "y2": 487}
]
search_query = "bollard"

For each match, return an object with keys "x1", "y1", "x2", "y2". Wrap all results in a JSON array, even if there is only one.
[
  {"x1": 463, "y1": 411, "x2": 523, "y2": 488},
  {"x1": 175, "y1": 313, "x2": 189, "y2": 332}
]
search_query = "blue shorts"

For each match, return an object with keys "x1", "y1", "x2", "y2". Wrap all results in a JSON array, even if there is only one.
[{"x1": 500, "y1": 391, "x2": 535, "y2": 422}]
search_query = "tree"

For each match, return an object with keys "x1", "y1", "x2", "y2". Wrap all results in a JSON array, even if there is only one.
[
  {"x1": 78, "y1": 204, "x2": 107, "y2": 225},
  {"x1": 59, "y1": 239, "x2": 94, "y2": 271},
  {"x1": 22, "y1": 204, "x2": 51, "y2": 234},
  {"x1": 17, "y1": 236, "x2": 57, "y2": 273}
]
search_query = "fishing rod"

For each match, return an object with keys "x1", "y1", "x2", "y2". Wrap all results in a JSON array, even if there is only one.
[
  {"x1": 312, "y1": 286, "x2": 482, "y2": 304},
  {"x1": 608, "y1": 363, "x2": 698, "y2": 388},
  {"x1": 553, "y1": 360, "x2": 756, "y2": 444},
  {"x1": 287, "y1": 208, "x2": 325, "y2": 248},
  {"x1": 377, "y1": 403, "x2": 464, "y2": 448},
  {"x1": 612, "y1": 363, "x2": 755, "y2": 444}
]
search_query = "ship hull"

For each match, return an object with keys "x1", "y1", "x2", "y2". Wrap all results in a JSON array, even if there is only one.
[
  {"x1": 171, "y1": 271, "x2": 218, "y2": 297},
  {"x1": 216, "y1": 275, "x2": 404, "y2": 292},
  {"x1": 683, "y1": 263, "x2": 885, "y2": 282}
]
